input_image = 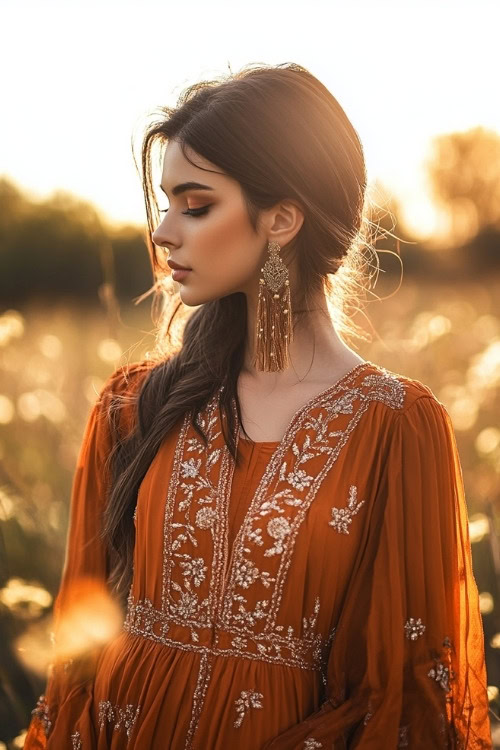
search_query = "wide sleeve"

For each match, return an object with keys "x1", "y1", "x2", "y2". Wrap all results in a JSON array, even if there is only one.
[
  {"x1": 263, "y1": 395, "x2": 492, "y2": 749},
  {"x1": 23, "y1": 363, "x2": 149, "y2": 749}
]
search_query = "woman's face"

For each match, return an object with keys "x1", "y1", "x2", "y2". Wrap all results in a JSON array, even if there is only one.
[{"x1": 152, "y1": 139, "x2": 269, "y2": 307}]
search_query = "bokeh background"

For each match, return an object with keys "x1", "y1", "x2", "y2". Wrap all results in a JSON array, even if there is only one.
[{"x1": 1, "y1": 0, "x2": 499, "y2": 746}]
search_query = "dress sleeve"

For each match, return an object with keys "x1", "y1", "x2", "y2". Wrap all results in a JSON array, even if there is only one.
[
  {"x1": 23, "y1": 363, "x2": 149, "y2": 749},
  {"x1": 263, "y1": 395, "x2": 492, "y2": 749}
]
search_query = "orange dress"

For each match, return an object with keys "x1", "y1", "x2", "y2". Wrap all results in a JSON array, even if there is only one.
[{"x1": 24, "y1": 360, "x2": 492, "y2": 749}]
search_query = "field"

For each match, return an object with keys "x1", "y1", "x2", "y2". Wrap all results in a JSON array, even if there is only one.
[{"x1": 1, "y1": 276, "x2": 499, "y2": 746}]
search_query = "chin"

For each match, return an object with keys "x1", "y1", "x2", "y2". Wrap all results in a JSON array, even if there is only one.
[
  {"x1": 177, "y1": 286, "x2": 220, "y2": 307},
  {"x1": 177, "y1": 277, "x2": 244, "y2": 306}
]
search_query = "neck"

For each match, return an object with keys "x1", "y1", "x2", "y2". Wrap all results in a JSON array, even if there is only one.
[{"x1": 242, "y1": 286, "x2": 360, "y2": 387}]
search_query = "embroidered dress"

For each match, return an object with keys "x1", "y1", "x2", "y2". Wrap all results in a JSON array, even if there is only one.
[{"x1": 24, "y1": 360, "x2": 492, "y2": 749}]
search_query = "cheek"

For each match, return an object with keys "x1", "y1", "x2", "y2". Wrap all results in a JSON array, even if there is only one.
[{"x1": 195, "y1": 203, "x2": 259, "y2": 279}]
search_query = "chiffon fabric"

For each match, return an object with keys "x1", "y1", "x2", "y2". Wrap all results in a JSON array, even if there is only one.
[{"x1": 24, "y1": 360, "x2": 492, "y2": 749}]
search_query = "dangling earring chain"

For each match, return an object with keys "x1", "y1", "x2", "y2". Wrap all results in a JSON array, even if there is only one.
[{"x1": 253, "y1": 240, "x2": 293, "y2": 372}]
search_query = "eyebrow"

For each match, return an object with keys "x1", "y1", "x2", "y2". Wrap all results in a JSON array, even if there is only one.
[{"x1": 159, "y1": 181, "x2": 215, "y2": 197}]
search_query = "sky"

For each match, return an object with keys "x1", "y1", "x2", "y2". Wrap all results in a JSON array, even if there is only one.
[{"x1": 1, "y1": 0, "x2": 499, "y2": 242}]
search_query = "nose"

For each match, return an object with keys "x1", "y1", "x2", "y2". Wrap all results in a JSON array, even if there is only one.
[{"x1": 152, "y1": 220, "x2": 176, "y2": 251}]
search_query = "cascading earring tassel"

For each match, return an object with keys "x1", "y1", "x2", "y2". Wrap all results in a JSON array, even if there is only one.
[{"x1": 254, "y1": 240, "x2": 293, "y2": 372}]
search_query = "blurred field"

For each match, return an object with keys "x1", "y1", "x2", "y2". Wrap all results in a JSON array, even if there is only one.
[{"x1": 1, "y1": 279, "x2": 499, "y2": 746}]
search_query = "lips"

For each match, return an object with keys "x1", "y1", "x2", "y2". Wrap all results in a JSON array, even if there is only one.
[{"x1": 167, "y1": 260, "x2": 192, "y2": 271}]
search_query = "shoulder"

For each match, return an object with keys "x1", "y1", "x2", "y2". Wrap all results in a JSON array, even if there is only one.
[
  {"x1": 363, "y1": 361, "x2": 447, "y2": 416},
  {"x1": 98, "y1": 359, "x2": 154, "y2": 402},
  {"x1": 94, "y1": 359, "x2": 156, "y2": 437},
  {"x1": 359, "y1": 363, "x2": 455, "y2": 454},
  {"x1": 368, "y1": 367, "x2": 457, "y2": 463}
]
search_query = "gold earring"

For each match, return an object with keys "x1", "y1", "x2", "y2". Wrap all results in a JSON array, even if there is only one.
[{"x1": 254, "y1": 240, "x2": 293, "y2": 372}]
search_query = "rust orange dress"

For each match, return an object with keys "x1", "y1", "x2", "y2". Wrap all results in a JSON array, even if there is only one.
[{"x1": 24, "y1": 360, "x2": 492, "y2": 749}]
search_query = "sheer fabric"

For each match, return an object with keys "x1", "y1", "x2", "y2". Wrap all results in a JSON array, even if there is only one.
[{"x1": 23, "y1": 361, "x2": 492, "y2": 749}]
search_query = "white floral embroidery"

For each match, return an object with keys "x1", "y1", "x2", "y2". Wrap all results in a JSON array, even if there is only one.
[
  {"x1": 233, "y1": 558, "x2": 261, "y2": 588},
  {"x1": 286, "y1": 466, "x2": 314, "y2": 490},
  {"x1": 179, "y1": 556, "x2": 207, "y2": 587},
  {"x1": 233, "y1": 689, "x2": 264, "y2": 728},
  {"x1": 427, "y1": 661, "x2": 451, "y2": 691},
  {"x1": 328, "y1": 485, "x2": 365, "y2": 534},
  {"x1": 428, "y1": 636, "x2": 455, "y2": 693},
  {"x1": 404, "y1": 616, "x2": 426, "y2": 640},
  {"x1": 71, "y1": 730, "x2": 82, "y2": 749},
  {"x1": 180, "y1": 457, "x2": 202, "y2": 478},
  {"x1": 265, "y1": 516, "x2": 292, "y2": 556},
  {"x1": 169, "y1": 588, "x2": 202, "y2": 619},
  {"x1": 195, "y1": 507, "x2": 217, "y2": 529},
  {"x1": 304, "y1": 739, "x2": 322, "y2": 749}
]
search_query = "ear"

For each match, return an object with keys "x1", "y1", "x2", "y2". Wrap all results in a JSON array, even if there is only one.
[{"x1": 265, "y1": 199, "x2": 305, "y2": 249}]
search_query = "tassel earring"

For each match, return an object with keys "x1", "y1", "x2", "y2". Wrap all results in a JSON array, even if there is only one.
[{"x1": 254, "y1": 240, "x2": 293, "y2": 372}]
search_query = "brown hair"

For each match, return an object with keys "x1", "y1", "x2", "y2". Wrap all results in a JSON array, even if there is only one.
[{"x1": 102, "y1": 61, "x2": 378, "y2": 606}]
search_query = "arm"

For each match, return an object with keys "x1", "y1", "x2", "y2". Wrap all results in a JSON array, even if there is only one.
[
  {"x1": 263, "y1": 396, "x2": 492, "y2": 749},
  {"x1": 24, "y1": 362, "x2": 150, "y2": 748}
]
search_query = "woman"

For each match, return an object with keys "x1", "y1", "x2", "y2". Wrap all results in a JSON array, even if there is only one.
[{"x1": 24, "y1": 62, "x2": 491, "y2": 748}]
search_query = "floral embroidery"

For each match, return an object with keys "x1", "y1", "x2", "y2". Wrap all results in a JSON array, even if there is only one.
[
  {"x1": 233, "y1": 558, "x2": 275, "y2": 588},
  {"x1": 124, "y1": 592, "x2": 326, "y2": 671},
  {"x1": 428, "y1": 661, "x2": 451, "y2": 691},
  {"x1": 71, "y1": 730, "x2": 82, "y2": 749},
  {"x1": 428, "y1": 635, "x2": 455, "y2": 692},
  {"x1": 31, "y1": 693, "x2": 51, "y2": 737},
  {"x1": 195, "y1": 507, "x2": 217, "y2": 529},
  {"x1": 180, "y1": 457, "x2": 202, "y2": 478},
  {"x1": 234, "y1": 689, "x2": 264, "y2": 728},
  {"x1": 404, "y1": 616, "x2": 426, "y2": 640},
  {"x1": 122, "y1": 363, "x2": 407, "y2": 749},
  {"x1": 222, "y1": 371, "x2": 404, "y2": 632},
  {"x1": 179, "y1": 556, "x2": 208, "y2": 587},
  {"x1": 98, "y1": 699, "x2": 141, "y2": 741},
  {"x1": 304, "y1": 739, "x2": 322, "y2": 748},
  {"x1": 328, "y1": 485, "x2": 365, "y2": 534},
  {"x1": 265, "y1": 516, "x2": 292, "y2": 556}
]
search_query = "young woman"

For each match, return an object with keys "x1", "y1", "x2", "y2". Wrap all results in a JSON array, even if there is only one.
[{"x1": 24, "y1": 63, "x2": 491, "y2": 749}]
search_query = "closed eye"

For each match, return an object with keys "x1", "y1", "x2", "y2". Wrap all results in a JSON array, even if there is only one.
[{"x1": 160, "y1": 206, "x2": 211, "y2": 217}]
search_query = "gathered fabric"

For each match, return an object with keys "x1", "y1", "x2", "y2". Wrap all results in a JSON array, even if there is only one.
[{"x1": 24, "y1": 360, "x2": 492, "y2": 749}]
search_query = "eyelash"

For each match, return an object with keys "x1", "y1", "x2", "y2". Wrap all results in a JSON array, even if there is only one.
[{"x1": 160, "y1": 206, "x2": 211, "y2": 217}]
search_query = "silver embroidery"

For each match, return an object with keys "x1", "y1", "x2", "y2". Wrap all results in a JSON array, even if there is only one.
[
  {"x1": 31, "y1": 693, "x2": 52, "y2": 737},
  {"x1": 124, "y1": 592, "x2": 326, "y2": 672},
  {"x1": 180, "y1": 457, "x2": 202, "y2": 478},
  {"x1": 234, "y1": 689, "x2": 264, "y2": 728},
  {"x1": 304, "y1": 739, "x2": 323, "y2": 748},
  {"x1": 328, "y1": 485, "x2": 365, "y2": 534},
  {"x1": 428, "y1": 635, "x2": 455, "y2": 692},
  {"x1": 427, "y1": 661, "x2": 451, "y2": 691},
  {"x1": 71, "y1": 730, "x2": 82, "y2": 749},
  {"x1": 98, "y1": 700, "x2": 141, "y2": 741},
  {"x1": 195, "y1": 507, "x2": 217, "y2": 529},
  {"x1": 265, "y1": 516, "x2": 292, "y2": 556},
  {"x1": 397, "y1": 724, "x2": 409, "y2": 747},
  {"x1": 363, "y1": 703, "x2": 374, "y2": 725},
  {"x1": 185, "y1": 652, "x2": 214, "y2": 748},
  {"x1": 179, "y1": 556, "x2": 208, "y2": 587},
  {"x1": 404, "y1": 616, "x2": 426, "y2": 640}
]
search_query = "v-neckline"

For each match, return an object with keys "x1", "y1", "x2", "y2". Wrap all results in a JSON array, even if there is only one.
[{"x1": 235, "y1": 359, "x2": 376, "y2": 450}]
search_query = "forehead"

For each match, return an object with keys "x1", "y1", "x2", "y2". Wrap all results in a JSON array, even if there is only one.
[{"x1": 161, "y1": 140, "x2": 224, "y2": 186}]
